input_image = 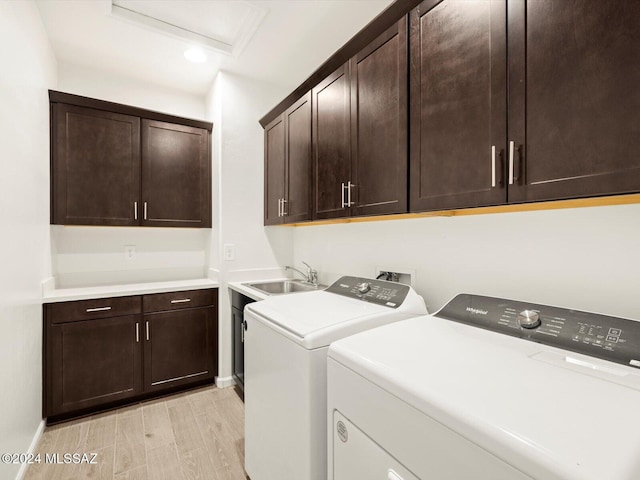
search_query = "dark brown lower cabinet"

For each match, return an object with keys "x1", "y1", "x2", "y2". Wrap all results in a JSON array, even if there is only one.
[
  {"x1": 44, "y1": 288, "x2": 218, "y2": 423},
  {"x1": 46, "y1": 315, "x2": 142, "y2": 417},
  {"x1": 143, "y1": 306, "x2": 216, "y2": 392}
]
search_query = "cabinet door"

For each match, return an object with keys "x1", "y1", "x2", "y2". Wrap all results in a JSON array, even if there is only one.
[
  {"x1": 350, "y1": 18, "x2": 408, "y2": 217},
  {"x1": 409, "y1": 0, "x2": 507, "y2": 212},
  {"x1": 264, "y1": 114, "x2": 286, "y2": 225},
  {"x1": 143, "y1": 306, "x2": 216, "y2": 392},
  {"x1": 141, "y1": 120, "x2": 211, "y2": 227},
  {"x1": 508, "y1": 0, "x2": 640, "y2": 202},
  {"x1": 313, "y1": 64, "x2": 352, "y2": 220},
  {"x1": 52, "y1": 104, "x2": 140, "y2": 225},
  {"x1": 284, "y1": 92, "x2": 312, "y2": 223},
  {"x1": 47, "y1": 315, "x2": 142, "y2": 417},
  {"x1": 232, "y1": 306, "x2": 245, "y2": 390}
]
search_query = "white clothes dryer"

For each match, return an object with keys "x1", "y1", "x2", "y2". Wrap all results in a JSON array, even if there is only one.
[{"x1": 328, "y1": 294, "x2": 640, "y2": 480}]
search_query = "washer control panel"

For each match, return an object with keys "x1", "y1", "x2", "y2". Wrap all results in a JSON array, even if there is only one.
[
  {"x1": 326, "y1": 276, "x2": 410, "y2": 308},
  {"x1": 437, "y1": 294, "x2": 640, "y2": 368}
]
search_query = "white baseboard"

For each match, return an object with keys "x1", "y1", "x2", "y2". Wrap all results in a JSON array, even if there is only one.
[
  {"x1": 15, "y1": 419, "x2": 45, "y2": 480},
  {"x1": 215, "y1": 376, "x2": 236, "y2": 388}
]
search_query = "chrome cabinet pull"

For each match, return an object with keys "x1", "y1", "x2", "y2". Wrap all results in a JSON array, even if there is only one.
[
  {"x1": 136, "y1": 322, "x2": 139, "y2": 343},
  {"x1": 341, "y1": 183, "x2": 346, "y2": 208},
  {"x1": 347, "y1": 181, "x2": 355, "y2": 207},
  {"x1": 86, "y1": 306, "x2": 111, "y2": 313},
  {"x1": 508, "y1": 141, "x2": 515, "y2": 185},
  {"x1": 143, "y1": 202, "x2": 148, "y2": 220},
  {"x1": 282, "y1": 198, "x2": 287, "y2": 216},
  {"x1": 170, "y1": 298, "x2": 191, "y2": 304},
  {"x1": 491, "y1": 146, "x2": 496, "y2": 188},
  {"x1": 146, "y1": 321, "x2": 150, "y2": 341},
  {"x1": 277, "y1": 198, "x2": 282, "y2": 217},
  {"x1": 134, "y1": 201, "x2": 138, "y2": 220}
]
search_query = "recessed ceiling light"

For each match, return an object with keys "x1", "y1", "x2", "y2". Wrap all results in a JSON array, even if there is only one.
[{"x1": 184, "y1": 48, "x2": 207, "y2": 63}]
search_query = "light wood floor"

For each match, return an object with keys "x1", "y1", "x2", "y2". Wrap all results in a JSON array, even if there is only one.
[{"x1": 25, "y1": 385, "x2": 248, "y2": 480}]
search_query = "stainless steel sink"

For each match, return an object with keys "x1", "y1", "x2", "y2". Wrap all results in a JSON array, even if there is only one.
[{"x1": 244, "y1": 279, "x2": 325, "y2": 296}]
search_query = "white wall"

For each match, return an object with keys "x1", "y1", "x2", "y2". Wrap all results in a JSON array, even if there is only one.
[
  {"x1": 0, "y1": 2, "x2": 56, "y2": 478},
  {"x1": 57, "y1": 61, "x2": 205, "y2": 120},
  {"x1": 53, "y1": 62, "x2": 212, "y2": 287},
  {"x1": 51, "y1": 226, "x2": 210, "y2": 288},
  {"x1": 293, "y1": 204, "x2": 640, "y2": 320},
  {"x1": 206, "y1": 72, "x2": 293, "y2": 381}
]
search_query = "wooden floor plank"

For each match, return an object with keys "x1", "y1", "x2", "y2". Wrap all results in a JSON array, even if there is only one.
[
  {"x1": 146, "y1": 443, "x2": 184, "y2": 480},
  {"x1": 114, "y1": 410, "x2": 146, "y2": 474},
  {"x1": 168, "y1": 401, "x2": 206, "y2": 455},
  {"x1": 74, "y1": 444, "x2": 114, "y2": 480},
  {"x1": 179, "y1": 447, "x2": 220, "y2": 480},
  {"x1": 24, "y1": 385, "x2": 247, "y2": 480},
  {"x1": 113, "y1": 465, "x2": 148, "y2": 480},
  {"x1": 85, "y1": 412, "x2": 117, "y2": 451},
  {"x1": 142, "y1": 402, "x2": 175, "y2": 450}
]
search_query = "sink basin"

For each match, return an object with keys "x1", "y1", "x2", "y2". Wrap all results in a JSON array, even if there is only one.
[{"x1": 245, "y1": 280, "x2": 324, "y2": 296}]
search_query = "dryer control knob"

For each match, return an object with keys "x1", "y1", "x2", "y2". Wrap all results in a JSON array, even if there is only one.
[
  {"x1": 518, "y1": 310, "x2": 541, "y2": 329},
  {"x1": 357, "y1": 282, "x2": 371, "y2": 294}
]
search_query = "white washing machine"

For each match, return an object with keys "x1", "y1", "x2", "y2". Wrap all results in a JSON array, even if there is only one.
[
  {"x1": 328, "y1": 294, "x2": 640, "y2": 480},
  {"x1": 244, "y1": 276, "x2": 427, "y2": 480}
]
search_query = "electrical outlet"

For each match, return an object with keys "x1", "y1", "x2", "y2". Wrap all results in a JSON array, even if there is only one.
[
  {"x1": 223, "y1": 244, "x2": 235, "y2": 261},
  {"x1": 124, "y1": 245, "x2": 136, "y2": 260}
]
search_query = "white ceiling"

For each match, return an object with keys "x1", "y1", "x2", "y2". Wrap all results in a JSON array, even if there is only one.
[{"x1": 36, "y1": 0, "x2": 394, "y2": 96}]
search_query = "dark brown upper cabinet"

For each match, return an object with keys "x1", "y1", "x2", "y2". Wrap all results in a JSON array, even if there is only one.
[
  {"x1": 507, "y1": 0, "x2": 640, "y2": 203},
  {"x1": 313, "y1": 64, "x2": 352, "y2": 220},
  {"x1": 264, "y1": 93, "x2": 312, "y2": 225},
  {"x1": 264, "y1": 114, "x2": 286, "y2": 225},
  {"x1": 52, "y1": 103, "x2": 141, "y2": 226},
  {"x1": 141, "y1": 120, "x2": 210, "y2": 227},
  {"x1": 50, "y1": 91, "x2": 212, "y2": 228},
  {"x1": 411, "y1": 0, "x2": 640, "y2": 212},
  {"x1": 313, "y1": 17, "x2": 408, "y2": 221},
  {"x1": 410, "y1": 0, "x2": 506, "y2": 212},
  {"x1": 351, "y1": 18, "x2": 408, "y2": 217}
]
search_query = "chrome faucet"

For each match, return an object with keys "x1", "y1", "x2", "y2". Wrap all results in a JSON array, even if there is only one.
[{"x1": 285, "y1": 261, "x2": 318, "y2": 286}]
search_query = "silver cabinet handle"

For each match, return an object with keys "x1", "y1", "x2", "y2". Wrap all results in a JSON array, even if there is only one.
[
  {"x1": 508, "y1": 141, "x2": 515, "y2": 185},
  {"x1": 146, "y1": 321, "x2": 150, "y2": 341},
  {"x1": 170, "y1": 298, "x2": 191, "y2": 304},
  {"x1": 282, "y1": 198, "x2": 287, "y2": 216},
  {"x1": 143, "y1": 202, "x2": 148, "y2": 220},
  {"x1": 347, "y1": 181, "x2": 355, "y2": 207},
  {"x1": 341, "y1": 183, "x2": 346, "y2": 208},
  {"x1": 491, "y1": 146, "x2": 496, "y2": 188},
  {"x1": 86, "y1": 306, "x2": 111, "y2": 313},
  {"x1": 136, "y1": 322, "x2": 140, "y2": 343},
  {"x1": 277, "y1": 198, "x2": 282, "y2": 217},
  {"x1": 134, "y1": 201, "x2": 138, "y2": 220}
]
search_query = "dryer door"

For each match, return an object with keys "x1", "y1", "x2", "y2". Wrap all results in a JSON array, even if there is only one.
[{"x1": 333, "y1": 411, "x2": 419, "y2": 480}]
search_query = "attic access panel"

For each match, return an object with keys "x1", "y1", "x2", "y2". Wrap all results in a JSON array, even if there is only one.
[{"x1": 111, "y1": 0, "x2": 266, "y2": 57}]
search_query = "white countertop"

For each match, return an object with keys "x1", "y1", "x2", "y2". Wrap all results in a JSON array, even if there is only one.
[{"x1": 43, "y1": 278, "x2": 219, "y2": 303}]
